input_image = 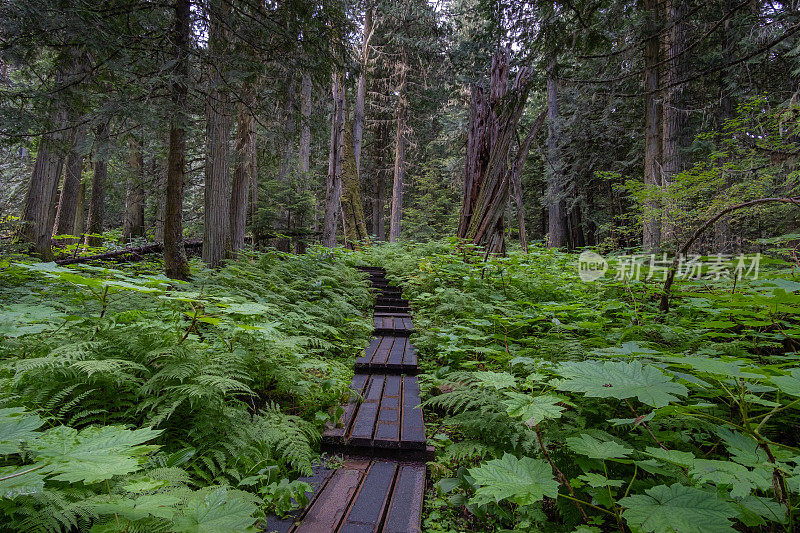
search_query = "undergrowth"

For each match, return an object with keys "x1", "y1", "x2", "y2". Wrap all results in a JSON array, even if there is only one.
[
  {"x1": 0, "y1": 247, "x2": 371, "y2": 532},
  {"x1": 353, "y1": 240, "x2": 800, "y2": 533}
]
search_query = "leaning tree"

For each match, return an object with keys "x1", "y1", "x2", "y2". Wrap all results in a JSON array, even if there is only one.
[{"x1": 457, "y1": 48, "x2": 535, "y2": 255}]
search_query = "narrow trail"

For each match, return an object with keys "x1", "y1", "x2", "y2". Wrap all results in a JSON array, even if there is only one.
[{"x1": 266, "y1": 266, "x2": 430, "y2": 533}]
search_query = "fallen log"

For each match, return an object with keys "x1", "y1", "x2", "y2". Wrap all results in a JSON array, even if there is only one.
[{"x1": 55, "y1": 240, "x2": 202, "y2": 266}]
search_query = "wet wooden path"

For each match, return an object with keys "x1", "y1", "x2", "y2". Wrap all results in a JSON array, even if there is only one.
[{"x1": 265, "y1": 267, "x2": 429, "y2": 533}]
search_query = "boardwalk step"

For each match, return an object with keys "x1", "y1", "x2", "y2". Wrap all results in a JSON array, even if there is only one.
[
  {"x1": 373, "y1": 316, "x2": 414, "y2": 336},
  {"x1": 375, "y1": 297, "x2": 408, "y2": 307},
  {"x1": 355, "y1": 336, "x2": 418, "y2": 375},
  {"x1": 265, "y1": 458, "x2": 425, "y2": 533},
  {"x1": 323, "y1": 374, "x2": 427, "y2": 454},
  {"x1": 374, "y1": 305, "x2": 410, "y2": 314}
]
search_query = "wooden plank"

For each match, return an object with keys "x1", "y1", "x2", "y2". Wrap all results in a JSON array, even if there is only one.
[
  {"x1": 383, "y1": 463, "x2": 426, "y2": 533},
  {"x1": 338, "y1": 461, "x2": 398, "y2": 533},
  {"x1": 373, "y1": 336, "x2": 393, "y2": 365},
  {"x1": 293, "y1": 459, "x2": 370, "y2": 533},
  {"x1": 357, "y1": 338, "x2": 381, "y2": 366},
  {"x1": 374, "y1": 375, "x2": 401, "y2": 447},
  {"x1": 349, "y1": 375, "x2": 384, "y2": 446},
  {"x1": 400, "y1": 377, "x2": 426, "y2": 448},
  {"x1": 323, "y1": 374, "x2": 369, "y2": 443},
  {"x1": 386, "y1": 337, "x2": 406, "y2": 370},
  {"x1": 264, "y1": 465, "x2": 336, "y2": 532},
  {"x1": 404, "y1": 341, "x2": 418, "y2": 368}
]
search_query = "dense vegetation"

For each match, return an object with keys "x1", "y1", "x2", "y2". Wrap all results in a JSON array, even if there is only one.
[
  {"x1": 354, "y1": 241, "x2": 800, "y2": 532},
  {"x1": 1, "y1": 0, "x2": 800, "y2": 531},
  {"x1": 0, "y1": 251, "x2": 370, "y2": 531}
]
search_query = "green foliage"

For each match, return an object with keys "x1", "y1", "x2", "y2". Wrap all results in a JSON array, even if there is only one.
[
  {"x1": 618, "y1": 484, "x2": 738, "y2": 533},
  {"x1": 354, "y1": 240, "x2": 800, "y2": 532},
  {"x1": 0, "y1": 250, "x2": 371, "y2": 531},
  {"x1": 468, "y1": 453, "x2": 558, "y2": 506}
]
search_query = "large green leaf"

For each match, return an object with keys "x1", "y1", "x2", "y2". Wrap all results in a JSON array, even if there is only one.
[
  {"x1": 772, "y1": 368, "x2": 800, "y2": 397},
  {"x1": 503, "y1": 393, "x2": 565, "y2": 426},
  {"x1": 91, "y1": 494, "x2": 180, "y2": 520},
  {"x1": 0, "y1": 465, "x2": 45, "y2": 499},
  {"x1": 32, "y1": 425, "x2": 161, "y2": 483},
  {"x1": 566, "y1": 434, "x2": 632, "y2": 460},
  {"x1": 172, "y1": 487, "x2": 258, "y2": 533},
  {"x1": 468, "y1": 453, "x2": 559, "y2": 506},
  {"x1": 553, "y1": 360, "x2": 687, "y2": 407},
  {"x1": 619, "y1": 483, "x2": 737, "y2": 533},
  {"x1": 473, "y1": 371, "x2": 517, "y2": 390},
  {"x1": 0, "y1": 407, "x2": 44, "y2": 454}
]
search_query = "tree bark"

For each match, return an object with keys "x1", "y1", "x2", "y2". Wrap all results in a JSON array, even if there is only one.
[
  {"x1": 74, "y1": 174, "x2": 86, "y2": 239},
  {"x1": 121, "y1": 136, "x2": 146, "y2": 243},
  {"x1": 546, "y1": 59, "x2": 567, "y2": 248},
  {"x1": 373, "y1": 120, "x2": 387, "y2": 241},
  {"x1": 353, "y1": 3, "x2": 373, "y2": 184},
  {"x1": 715, "y1": 0, "x2": 736, "y2": 251},
  {"x1": 153, "y1": 150, "x2": 167, "y2": 244},
  {"x1": 511, "y1": 109, "x2": 547, "y2": 253},
  {"x1": 21, "y1": 64, "x2": 71, "y2": 259},
  {"x1": 164, "y1": 0, "x2": 190, "y2": 280},
  {"x1": 202, "y1": 0, "x2": 232, "y2": 267},
  {"x1": 389, "y1": 46, "x2": 408, "y2": 243},
  {"x1": 322, "y1": 71, "x2": 345, "y2": 248},
  {"x1": 342, "y1": 120, "x2": 370, "y2": 246},
  {"x1": 643, "y1": 0, "x2": 662, "y2": 252},
  {"x1": 53, "y1": 122, "x2": 87, "y2": 240},
  {"x1": 84, "y1": 122, "x2": 110, "y2": 248},
  {"x1": 230, "y1": 86, "x2": 255, "y2": 256},
  {"x1": 295, "y1": 72, "x2": 312, "y2": 253},
  {"x1": 458, "y1": 48, "x2": 533, "y2": 254},
  {"x1": 661, "y1": 0, "x2": 689, "y2": 246},
  {"x1": 276, "y1": 77, "x2": 296, "y2": 252}
]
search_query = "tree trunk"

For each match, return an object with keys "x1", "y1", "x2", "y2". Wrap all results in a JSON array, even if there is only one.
[
  {"x1": 21, "y1": 78, "x2": 69, "y2": 259},
  {"x1": 164, "y1": 0, "x2": 190, "y2": 280},
  {"x1": 276, "y1": 77, "x2": 296, "y2": 252},
  {"x1": 389, "y1": 46, "x2": 408, "y2": 243},
  {"x1": 84, "y1": 122, "x2": 110, "y2": 248},
  {"x1": 546, "y1": 59, "x2": 567, "y2": 248},
  {"x1": 353, "y1": 3, "x2": 373, "y2": 184},
  {"x1": 322, "y1": 71, "x2": 345, "y2": 248},
  {"x1": 295, "y1": 72, "x2": 312, "y2": 253},
  {"x1": 53, "y1": 122, "x2": 87, "y2": 240},
  {"x1": 715, "y1": 0, "x2": 736, "y2": 251},
  {"x1": 643, "y1": 0, "x2": 662, "y2": 252},
  {"x1": 510, "y1": 109, "x2": 547, "y2": 253},
  {"x1": 202, "y1": 0, "x2": 232, "y2": 267},
  {"x1": 372, "y1": 119, "x2": 387, "y2": 240},
  {"x1": 458, "y1": 48, "x2": 534, "y2": 254},
  {"x1": 121, "y1": 136, "x2": 146, "y2": 243},
  {"x1": 342, "y1": 120, "x2": 370, "y2": 246},
  {"x1": 74, "y1": 175, "x2": 86, "y2": 239},
  {"x1": 661, "y1": 0, "x2": 688, "y2": 246},
  {"x1": 153, "y1": 151, "x2": 166, "y2": 244},
  {"x1": 230, "y1": 87, "x2": 255, "y2": 256}
]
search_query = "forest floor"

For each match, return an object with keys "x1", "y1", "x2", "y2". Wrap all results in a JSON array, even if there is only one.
[{"x1": 2, "y1": 241, "x2": 800, "y2": 532}]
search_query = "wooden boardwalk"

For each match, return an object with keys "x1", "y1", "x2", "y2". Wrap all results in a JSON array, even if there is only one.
[{"x1": 266, "y1": 266, "x2": 428, "y2": 532}]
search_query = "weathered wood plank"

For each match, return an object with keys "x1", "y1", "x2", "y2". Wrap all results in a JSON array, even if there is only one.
[
  {"x1": 292, "y1": 459, "x2": 370, "y2": 533},
  {"x1": 350, "y1": 375, "x2": 384, "y2": 446},
  {"x1": 383, "y1": 463, "x2": 425, "y2": 533},
  {"x1": 401, "y1": 377, "x2": 426, "y2": 448},
  {"x1": 323, "y1": 374, "x2": 369, "y2": 444},
  {"x1": 374, "y1": 375, "x2": 401, "y2": 447},
  {"x1": 338, "y1": 461, "x2": 397, "y2": 533}
]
